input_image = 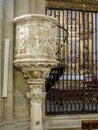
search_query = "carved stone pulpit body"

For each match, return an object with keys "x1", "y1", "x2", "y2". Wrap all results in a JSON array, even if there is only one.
[{"x1": 14, "y1": 14, "x2": 58, "y2": 130}]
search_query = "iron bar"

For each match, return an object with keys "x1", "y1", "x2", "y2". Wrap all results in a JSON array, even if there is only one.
[{"x1": 45, "y1": 7, "x2": 98, "y2": 115}]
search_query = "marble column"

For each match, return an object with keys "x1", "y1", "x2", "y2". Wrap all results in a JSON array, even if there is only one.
[{"x1": 14, "y1": 14, "x2": 58, "y2": 130}]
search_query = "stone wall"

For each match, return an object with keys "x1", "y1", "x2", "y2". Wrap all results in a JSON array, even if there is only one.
[
  {"x1": 0, "y1": 0, "x2": 45, "y2": 130},
  {"x1": 0, "y1": 0, "x2": 98, "y2": 130}
]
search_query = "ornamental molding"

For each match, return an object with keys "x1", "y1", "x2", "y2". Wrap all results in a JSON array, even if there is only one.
[
  {"x1": 26, "y1": 92, "x2": 46, "y2": 103},
  {"x1": 14, "y1": 60, "x2": 58, "y2": 69},
  {"x1": 22, "y1": 67, "x2": 50, "y2": 79},
  {"x1": 65, "y1": 0, "x2": 97, "y2": 3},
  {"x1": 29, "y1": 84, "x2": 43, "y2": 90},
  {"x1": 47, "y1": 0, "x2": 98, "y2": 12},
  {"x1": 47, "y1": 0, "x2": 98, "y2": 4}
]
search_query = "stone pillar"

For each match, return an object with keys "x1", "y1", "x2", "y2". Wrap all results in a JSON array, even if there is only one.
[
  {"x1": 15, "y1": 0, "x2": 29, "y2": 17},
  {"x1": 3, "y1": 0, "x2": 14, "y2": 123},
  {"x1": 29, "y1": 0, "x2": 45, "y2": 14},
  {"x1": 0, "y1": 0, "x2": 4, "y2": 123},
  {"x1": 23, "y1": 68, "x2": 49, "y2": 130},
  {"x1": 14, "y1": 14, "x2": 58, "y2": 130}
]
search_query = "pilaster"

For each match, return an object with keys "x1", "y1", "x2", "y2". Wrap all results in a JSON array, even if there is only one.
[
  {"x1": 29, "y1": 0, "x2": 45, "y2": 14},
  {"x1": 15, "y1": 0, "x2": 29, "y2": 17},
  {"x1": 3, "y1": 0, "x2": 14, "y2": 123},
  {"x1": 0, "y1": 0, "x2": 4, "y2": 124}
]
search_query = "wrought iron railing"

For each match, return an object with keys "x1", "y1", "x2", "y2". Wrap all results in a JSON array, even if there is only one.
[
  {"x1": 45, "y1": 25, "x2": 68, "y2": 97},
  {"x1": 45, "y1": 8, "x2": 98, "y2": 115}
]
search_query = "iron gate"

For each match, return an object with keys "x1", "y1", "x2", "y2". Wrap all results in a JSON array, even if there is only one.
[{"x1": 45, "y1": 8, "x2": 98, "y2": 115}]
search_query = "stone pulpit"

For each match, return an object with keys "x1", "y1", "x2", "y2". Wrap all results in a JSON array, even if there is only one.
[{"x1": 14, "y1": 14, "x2": 58, "y2": 130}]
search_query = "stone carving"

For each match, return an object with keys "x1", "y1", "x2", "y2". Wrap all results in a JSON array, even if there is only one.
[
  {"x1": 29, "y1": 84, "x2": 42, "y2": 89},
  {"x1": 14, "y1": 61, "x2": 58, "y2": 70},
  {"x1": 15, "y1": 20, "x2": 57, "y2": 60},
  {"x1": 22, "y1": 68, "x2": 50, "y2": 79},
  {"x1": 14, "y1": 14, "x2": 58, "y2": 130},
  {"x1": 26, "y1": 92, "x2": 46, "y2": 103},
  {"x1": 14, "y1": 14, "x2": 58, "y2": 74},
  {"x1": 16, "y1": 23, "x2": 29, "y2": 55}
]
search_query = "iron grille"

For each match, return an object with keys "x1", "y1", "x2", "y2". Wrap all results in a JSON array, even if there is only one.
[{"x1": 45, "y1": 8, "x2": 98, "y2": 115}]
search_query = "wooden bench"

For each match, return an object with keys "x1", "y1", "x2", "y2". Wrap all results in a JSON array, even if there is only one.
[{"x1": 82, "y1": 120, "x2": 98, "y2": 130}]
